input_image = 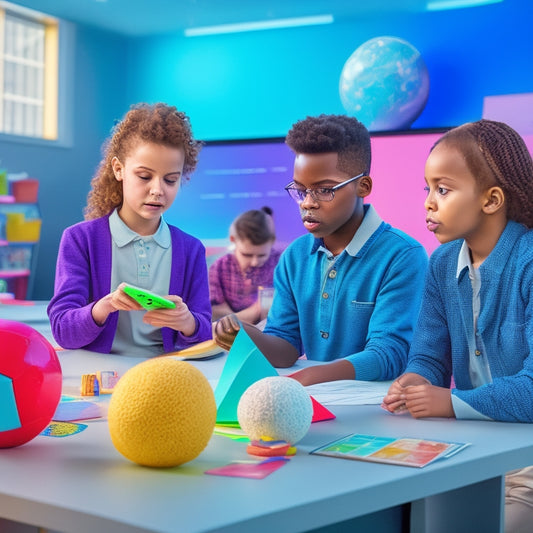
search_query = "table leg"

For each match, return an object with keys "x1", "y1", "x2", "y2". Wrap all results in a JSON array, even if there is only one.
[{"x1": 410, "y1": 476, "x2": 504, "y2": 533}]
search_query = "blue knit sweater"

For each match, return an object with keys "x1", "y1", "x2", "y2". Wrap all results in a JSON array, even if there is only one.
[
  {"x1": 264, "y1": 205, "x2": 428, "y2": 381},
  {"x1": 405, "y1": 220, "x2": 533, "y2": 422}
]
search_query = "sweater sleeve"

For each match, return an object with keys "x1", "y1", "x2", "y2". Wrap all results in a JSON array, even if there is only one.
[
  {"x1": 47, "y1": 223, "x2": 114, "y2": 351},
  {"x1": 403, "y1": 254, "x2": 454, "y2": 386},
  {"x1": 347, "y1": 243, "x2": 428, "y2": 380}
]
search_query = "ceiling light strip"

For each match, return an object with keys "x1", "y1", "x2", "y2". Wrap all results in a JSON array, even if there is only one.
[
  {"x1": 184, "y1": 14, "x2": 334, "y2": 37},
  {"x1": 426, "y1": 0, "x2": 503, "y2": 11}
]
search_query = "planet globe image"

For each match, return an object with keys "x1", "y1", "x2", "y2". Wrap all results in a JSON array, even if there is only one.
[{"x1": 339, "y1": 36, "x2": 429, "y2": 131}]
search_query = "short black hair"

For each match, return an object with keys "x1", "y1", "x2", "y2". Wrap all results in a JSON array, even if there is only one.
[{"x1": 285, "y1": 114, "x2": 371, "y2": 176}]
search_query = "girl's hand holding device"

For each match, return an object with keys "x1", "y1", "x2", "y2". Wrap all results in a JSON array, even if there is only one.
[
  {"x1": 120, "y1": 283, "x2": 196, "y2": 336},
  {"x1": 142, "y1": 294, "x2": 197, "y2": 337},
  {"x1": 122, "y1": 284, "x2": 176, "y2": 310}
]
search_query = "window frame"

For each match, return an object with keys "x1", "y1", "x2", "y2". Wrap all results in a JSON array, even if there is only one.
[{"x1": 0, "y1": 1, "x2": 64, "y2": 145}]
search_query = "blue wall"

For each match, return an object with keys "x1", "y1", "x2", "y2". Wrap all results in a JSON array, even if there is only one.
[
  {"x1": 0, "y1": 25, "x2": 128, "y2": 299},
  {"x1": 127, "y1": 0, "x2": 532, "y2": 140},
  {"x1": 1, "y1": 0, "x2": 532, "y2": 298}
]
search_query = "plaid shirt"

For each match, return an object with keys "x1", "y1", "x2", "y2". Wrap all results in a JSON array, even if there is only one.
[{"x1": 209, "y1": 248, "x2": 282, "y2": 312}]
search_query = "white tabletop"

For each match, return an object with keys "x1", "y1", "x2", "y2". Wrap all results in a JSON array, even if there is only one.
[
  {"x1": 0, "y1": 347, "x2": 532, "y2": 533},
  {"x1": 1, "y1": 305, "x2": 532, "y2": 533}
]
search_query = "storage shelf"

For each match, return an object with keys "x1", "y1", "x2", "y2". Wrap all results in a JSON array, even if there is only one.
[
  {"x1": 0, "y1": 269, "x2": 31, "y2": 277},
  {"x1": 0, "y1": 196, "x2": 40, "y2": 299}
]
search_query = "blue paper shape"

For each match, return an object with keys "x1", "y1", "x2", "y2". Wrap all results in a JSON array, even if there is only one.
[
  {"x1": 0, "y1": 373, "x2": 21, "y2": 432},
  {"x1": 215, "y1": 328, "x2": 278, "y2": 424}
]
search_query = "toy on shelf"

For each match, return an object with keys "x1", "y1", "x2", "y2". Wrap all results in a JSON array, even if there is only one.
[{"x1": 0, "y1": 319, "x2": 62, "y2": 448}]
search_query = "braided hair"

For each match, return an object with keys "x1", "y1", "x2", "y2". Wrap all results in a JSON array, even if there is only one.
[
  {"x1": 434, "y1": 119, "x2": 533, "y2": 228},
  {"x1": 285, "y1": 114, "x2": 371, "y2": 177}
]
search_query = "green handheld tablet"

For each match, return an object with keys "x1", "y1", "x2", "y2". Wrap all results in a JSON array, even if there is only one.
[{"x1": 122, "y1": 284, "x2": 176, "y2": 310}]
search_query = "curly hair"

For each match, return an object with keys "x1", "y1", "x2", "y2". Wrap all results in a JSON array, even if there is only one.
[
  {"x1": 230, "y1": 206, "x2": 275, "y2": 245},
  {"x1": 84, "y1": 103, "x2": 202, "y2": 220},
  {"x1": 285, "y1": 114, "x2": 371, "y2": 176},
  {"x1": 434, "y1": 119, "x2": 533, "y2": 228}
]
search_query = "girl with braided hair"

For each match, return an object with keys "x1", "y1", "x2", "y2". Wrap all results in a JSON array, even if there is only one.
[
  {"x1": 382, "y1": 119, "x2": 533, "y2": 532},
  {"x1": 48, "y1": 103, "x2": 212, "y2": 355}
]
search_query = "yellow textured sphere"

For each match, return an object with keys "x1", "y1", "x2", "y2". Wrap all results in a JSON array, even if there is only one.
[
  {"x1": 237, "y1": 376, "x2": 313, "y2": 444},
  {"x1": 108, "y1": 358, "x2": 216, "y2": 467}
]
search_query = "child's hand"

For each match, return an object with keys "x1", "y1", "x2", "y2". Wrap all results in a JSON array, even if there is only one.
[
  {"x1": 213, "y1": 314, "x2": 240, "y2": 351},
  {"x1": 142, "y1": 295, "x2": 196, "y2": 336},
  {"x1": 381, "y1": 373, "x2": 430, "y2": 414},
  {"x1": 91, "y1": 283, "x2": 143, "y2": 325},
  {"x1": 401, "y1": 384, "x2": 454, "y2": 418}
]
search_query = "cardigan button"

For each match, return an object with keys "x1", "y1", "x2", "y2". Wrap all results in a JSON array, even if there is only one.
[
  {"x1": 322, "y1": 292, "x2": 329, "y2": 299},
  {"x1": 321, "y1": 331, "x2": 329, "y2": 339},
  {"x1": 328, "y1": 270, "x2": 337, "y2": 279}
]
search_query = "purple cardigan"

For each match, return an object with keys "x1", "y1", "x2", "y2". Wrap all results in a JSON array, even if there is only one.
[{"x1": 47, "y1": 214, "x2": 212, "y2": 353}]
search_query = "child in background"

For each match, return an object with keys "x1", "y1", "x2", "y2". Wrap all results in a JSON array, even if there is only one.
[
  {"x1": 381, "y1": 119, "x2": 533, "y2": 533},
  {"x1": 214, "y1": 114, "x2": 428, "y2": 385},
  {"x1": 209, "y1": 206, "x2": 281, "y2": 324},
  {"x1": 47, "y1": 103, "x2": 212, "y2": 356}
]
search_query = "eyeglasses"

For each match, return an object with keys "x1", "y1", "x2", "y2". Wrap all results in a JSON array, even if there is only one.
[{"x1": 284, "y1": 172, "x2": 365, "y2": 204}]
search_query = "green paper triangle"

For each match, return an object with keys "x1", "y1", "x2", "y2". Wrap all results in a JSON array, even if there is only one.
[{"x1": 215, "y1": 328, "x2": 278, "y2": 424}]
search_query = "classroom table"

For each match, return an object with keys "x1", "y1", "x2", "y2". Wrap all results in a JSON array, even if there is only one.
[{"x1": 0, "y1": 310, "x2": 532, "y2": 533}]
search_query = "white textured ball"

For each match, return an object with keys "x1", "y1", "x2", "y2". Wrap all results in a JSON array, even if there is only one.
[{"x1": 237, "y1": 376, "x2": 313, "y2": 444}]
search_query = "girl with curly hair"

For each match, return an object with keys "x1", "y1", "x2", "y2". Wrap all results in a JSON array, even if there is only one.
[{"x1": 48, "y1": 103, "x2": 212, "y2": 355}]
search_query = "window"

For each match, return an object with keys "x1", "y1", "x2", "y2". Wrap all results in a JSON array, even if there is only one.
[{"x1": 0, "y1": 2, "x2": 58, "y2": 140}]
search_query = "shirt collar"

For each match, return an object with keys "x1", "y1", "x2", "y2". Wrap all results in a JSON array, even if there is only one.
[
  {"x1": 455, "y1": 220, "x2": 527, "y2": 279},
  {"x1": 109, "y1": 209, "x2": 171, "y2": 248},
  {"x1": 312, "y1": 204, "x2": 383, "y2": 257},
  {"x1": 456, "y1": 240, "x2": 473, "y2": 279}
]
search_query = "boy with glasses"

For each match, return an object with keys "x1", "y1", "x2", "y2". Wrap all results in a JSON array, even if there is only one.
[{"x1": 214, "y1": 114, "x2": 428, "y2": 385}]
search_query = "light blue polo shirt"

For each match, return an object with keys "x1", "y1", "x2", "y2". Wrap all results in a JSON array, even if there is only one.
[{"x1": 108, "y1": 209, "x2": 172, "y2": 356}]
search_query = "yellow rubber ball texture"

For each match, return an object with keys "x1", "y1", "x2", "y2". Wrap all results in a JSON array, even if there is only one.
[{"x1": 108, "y1": 358, "x2": 216, "y2": 467}]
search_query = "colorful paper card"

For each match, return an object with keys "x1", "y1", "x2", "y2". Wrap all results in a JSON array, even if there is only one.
[
  {"x1": 53, "y1": 400, "x2": 103, "y2": 422},
  {"x1": 0, "y1": 373, "x2": 21, "y2": 431},
  {"x1": 205, "y1": 458, "x2": 290, "y2": 479},
  {"x1": 214, "y1": 328, "x2": 278, "y2": 424},
  {"x1": 41, "y1": 421, "x2": 88, "y2": 437},
  {"x1": 311, "y1": 433, "x2": 470, "y2": 468}
]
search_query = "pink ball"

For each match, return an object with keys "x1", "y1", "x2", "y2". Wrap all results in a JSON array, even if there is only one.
[{"x1": 0, "y1": 319, "x2": 62, "y2": 448}]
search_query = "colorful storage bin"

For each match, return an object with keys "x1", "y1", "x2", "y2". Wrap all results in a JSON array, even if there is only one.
[
  {"x1": 5, "y1": 213, "x2": 42, "y2": 242},
  {"x1": 11, "y1": 179, "x2": 39, "y2": 203}
]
